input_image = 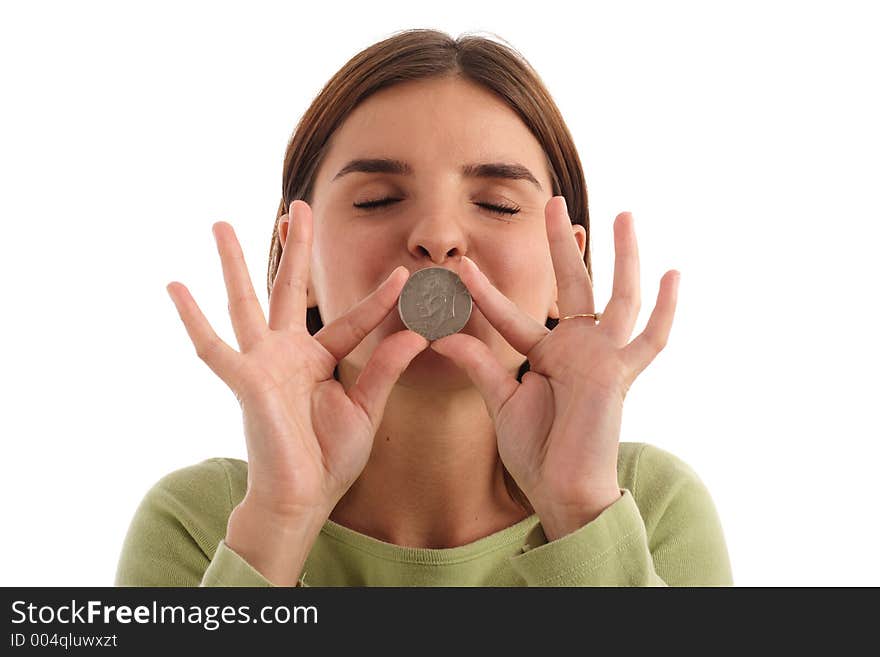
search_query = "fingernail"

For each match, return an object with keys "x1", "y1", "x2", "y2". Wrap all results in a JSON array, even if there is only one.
[
  {"x1": 463, "y1": 255, "x2": 478, "y2": 271},
  {"x1": 560, "y1": 196, "x2": 568, "y2": 214}
]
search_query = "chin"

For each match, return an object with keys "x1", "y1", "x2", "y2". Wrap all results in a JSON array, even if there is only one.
[{"x1": 397, "y1": 348, "x2": 474, "y2": 389}]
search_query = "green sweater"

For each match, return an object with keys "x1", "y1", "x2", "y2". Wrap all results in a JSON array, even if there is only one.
[{"x1": 114, "y1": 442, "x2": 733, "y2": 587}]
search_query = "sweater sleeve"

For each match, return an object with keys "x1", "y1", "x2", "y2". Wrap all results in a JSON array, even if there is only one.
[
  {"x1": 114, "y1": 458, "x2": 308, "y2": 587},
  {"x1": 202, "y1": 540, "x2": 310, "y2": 587},
  {"x1": 507, "y1": 443, "x2": 734, "y2": 586}
]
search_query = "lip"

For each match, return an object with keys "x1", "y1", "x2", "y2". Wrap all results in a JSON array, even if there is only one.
[{"x1": 406, "y1": 263, "x2": 463, "y2": 277}]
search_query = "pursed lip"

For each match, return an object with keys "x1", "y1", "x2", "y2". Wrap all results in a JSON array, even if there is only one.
[{"x1": 401, "y1": 261, "x2": 469, "y2": 283}]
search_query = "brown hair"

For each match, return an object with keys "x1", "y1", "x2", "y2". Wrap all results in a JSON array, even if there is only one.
[{"x1": 266, "y1": 28, "x2": 592, "y2": 516}]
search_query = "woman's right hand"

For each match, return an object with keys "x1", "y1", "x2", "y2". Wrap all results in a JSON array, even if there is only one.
[{"x1": 166, "y1": 200, "x2": 429, "y2": 523}]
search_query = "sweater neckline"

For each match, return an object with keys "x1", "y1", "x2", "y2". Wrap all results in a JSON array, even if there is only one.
[{"x1": 319, "y1": 513, "x2": 541, "y2": 564}]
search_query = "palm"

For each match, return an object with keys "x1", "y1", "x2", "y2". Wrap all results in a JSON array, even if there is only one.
[
  {"x1": 494, "y1": 327, "x2": 627, "y2": 505},
  {"x1": 429, "y1": 198, "x2": 680, "y2": 514},
  {"x1": 166, "y1": 200, "x2": 429, "y2": 517},
  {"x1": 232, "y1": 330, "x2": 374, "y2": 511}
]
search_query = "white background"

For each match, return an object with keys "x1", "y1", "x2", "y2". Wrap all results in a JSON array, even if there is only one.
[{"x1": 2, "y1": 0, "x2": 877, "y2": 586}]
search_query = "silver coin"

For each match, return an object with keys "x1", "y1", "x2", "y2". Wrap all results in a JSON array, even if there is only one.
[{"x1": 398, "y1": 267, "x2": 472, "y2": 341}]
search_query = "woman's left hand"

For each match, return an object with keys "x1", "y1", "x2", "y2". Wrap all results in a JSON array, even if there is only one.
[{"x1": 428, "y1": 196, "x2": 680, "y2": 541}]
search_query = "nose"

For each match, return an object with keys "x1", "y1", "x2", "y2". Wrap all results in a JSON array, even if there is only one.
[{"x1": 406, "y1": 207, "x2": 467, "y2": 265}]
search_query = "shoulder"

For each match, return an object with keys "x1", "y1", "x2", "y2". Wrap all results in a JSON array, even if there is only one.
[
  {"x1": 618, "y1": 441, "x2": 705, "y2": 492},
  {"x1": 617, "y1": 441, "x2": 722, "y2": 533},
  {"x1": 618, "y1": 442, "x2": 732, "y2": 583},
  {"x1": 147, "y1": 457, "x2": 249, "y2": 527},
  {"x1": 127, "y1": 458, "x2": 248, "y2": 560},
  {"x1": 115, "y1": 457, "x2": 249, "y2": 586},
  {"x1": 151, "y1": 457, "x2": 248, "y2": 503}
]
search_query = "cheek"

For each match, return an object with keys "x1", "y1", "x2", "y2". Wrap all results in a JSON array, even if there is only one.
[
  {"x1": 313, "y1": 232, "x2": 395, "y2": 314},
  {"x1": 487, "y1": 249, "x2": 555, "y2": 317}
]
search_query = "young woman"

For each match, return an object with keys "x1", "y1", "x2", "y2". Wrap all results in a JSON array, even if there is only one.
[{"x1": 115, "y1": 29, "x2": 733, "y2": 587}]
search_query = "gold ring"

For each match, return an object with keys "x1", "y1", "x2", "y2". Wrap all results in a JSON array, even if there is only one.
[{"x1": 558, "y1": 312, "x2": 601, "y2": 322}]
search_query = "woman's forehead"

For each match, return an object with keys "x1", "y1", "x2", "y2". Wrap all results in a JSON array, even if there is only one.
[
  {"x1": 341, "y1": 88, "x2": 532, "y2": 146},
  {"x1": 307, "y1": 76, "x2": 553, "y2": 196}
]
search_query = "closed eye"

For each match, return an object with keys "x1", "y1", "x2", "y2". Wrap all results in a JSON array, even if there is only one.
[{"x1": 353, "y1": 197, "x2": 521, "y2": 216}]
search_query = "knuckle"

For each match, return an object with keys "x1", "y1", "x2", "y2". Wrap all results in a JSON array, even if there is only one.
[
  {"x1": 620, "y1": 292, "x2": 639, "y2": 308},
  {"x1": 196, "y1": 338, "x2": 222, "y2": 362},
  {"x1": 647, "y1": 332, "x2": 667, "y2": 351},
  {"x1": 283, "y1": 275, "x2": 308, "y2": 292},
  {"x1": 227, "y1": 291, "x2": 252, "y2": 314},
  {"x1": 343, "y1": 314, "x2": 368, "y2": 344}
]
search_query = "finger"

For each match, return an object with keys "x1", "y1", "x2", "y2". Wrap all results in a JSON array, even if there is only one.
[
  {"x1": 166, "y1": 281, "x2": 243, "y2": 386},
  {"x1": 621, "y1": 270, "x2": 679, "y2": 382},
  {"x1": 212, "y1": 222, "x2": 268, "y2": 352},
  {"x1": 428, "y1": 333, "x2": 519, "y2": 422},
  {"x1": 346, "y1": 329, "x2": 430, "y2": 431},
  {"x1": 314, "y1": 265, "x2": 410, "y2": 363},
  {"x1": 459, "y1": 255, "x2": 548, "y2": 358},
  {"x1": 547, "y1": 196, "x2": 594, "y2": 318},
  {"x1": 268, "y1": 200, "x2": 313, "y2": 332},
  {"x1": 601, "y1": 212, "x2": 641, "y2": 345}
]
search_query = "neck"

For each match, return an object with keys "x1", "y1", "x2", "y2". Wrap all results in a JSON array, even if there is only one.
[{"x1": 329, "y1": 357, "x2": 532, "y2": 549}]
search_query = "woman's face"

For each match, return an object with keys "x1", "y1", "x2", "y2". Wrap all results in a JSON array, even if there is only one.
[{"x1": 304, "y1": 75, "x2": 586, "y2": 390}]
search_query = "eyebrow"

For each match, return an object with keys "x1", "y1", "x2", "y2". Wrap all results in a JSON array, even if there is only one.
[{"x1": 332, "y1": 157, "x2": 543, "y2": 191}]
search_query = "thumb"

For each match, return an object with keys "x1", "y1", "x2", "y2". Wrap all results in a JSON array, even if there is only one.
[
  {"x1": 347, "y1": 330, "x2": 430, "y2": 430},
  {"x1": 429, "y1": 333, "x2": 519, "y2": 421}
]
